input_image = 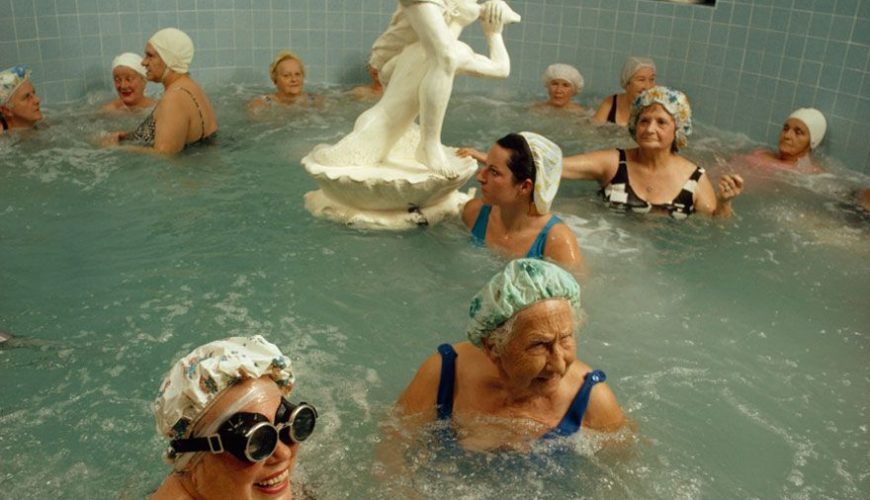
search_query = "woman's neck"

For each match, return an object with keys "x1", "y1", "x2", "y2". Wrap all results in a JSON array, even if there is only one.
[
  {"x1": 778, "y1": 150, "x2": 809, "y2": 165},
  {"x1": 496, "y1": 200, "x2": 540, "y2": 232},
  {"x1": 162, "y1": 72, "x2": 187, "y2": 89},
  {"x1": 635, "y1": 146, "x2": 674, "y2": 170}
]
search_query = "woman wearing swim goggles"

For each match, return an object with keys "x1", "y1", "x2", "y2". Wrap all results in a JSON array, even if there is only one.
[
  {"x1": 152, "y1": 336, "x2": 314, "y2": 500},
  {"x1": 170, "y1": 397, "x2": 318, "y2": 463}
]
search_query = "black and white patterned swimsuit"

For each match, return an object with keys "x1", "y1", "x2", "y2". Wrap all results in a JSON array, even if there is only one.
[
  {"x1": 125, "y1": 87, "x2": 213, "y2": 147},
  {"x1": 600, "y1": 149, "x2": 704, "y2": 219}
]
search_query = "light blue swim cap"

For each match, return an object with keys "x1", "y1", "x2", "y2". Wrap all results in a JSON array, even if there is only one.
[{"x1": 466, "y1": 259, "x2": 581, "y2": 347}]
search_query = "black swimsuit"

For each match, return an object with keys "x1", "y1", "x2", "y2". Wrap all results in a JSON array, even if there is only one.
[
  {"x1": 600, "y1": 149, "x2": 704, "y2": 219},
  {"x1": 1, "y1": 115, "x2": 8, "y2": 131},
  {"x1": 125, "y1": 87, "x2": 214, "y2": 147},
  {"x1": 606, "y1": 94, "x2": 618, "y2": 124}
]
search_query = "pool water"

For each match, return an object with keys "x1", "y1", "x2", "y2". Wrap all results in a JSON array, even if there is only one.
[{"x1": 1, "y1": 85, "x2": 868, "y2": 499}]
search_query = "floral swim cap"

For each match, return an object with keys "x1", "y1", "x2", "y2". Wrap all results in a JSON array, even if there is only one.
[
  {"x1": 153, "y1": 335, "x2": 294, "y2": 444},
  {"x1": 628, "y1": 86, "x2": 693, "y2": 150},
  {"x1": 0, "y1": 65, "x2": 31, "y2": 106},
  {"x1": 466, "y1": 259, "x2": 581, "y2": 347}
]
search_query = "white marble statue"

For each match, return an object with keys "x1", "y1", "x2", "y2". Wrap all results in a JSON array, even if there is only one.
[{"x1": 302, "y1": 0, "x2": 520, "y2": 229}]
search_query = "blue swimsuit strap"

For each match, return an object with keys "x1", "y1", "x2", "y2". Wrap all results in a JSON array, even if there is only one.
[
  {"x1": 470, "y1": 205, "x2": 492, "y2": 244},
  {"x1": 544, "y1": 369, "x2": 607, "y2": 438},
  {"x1": 435, "y1": 343, "x2": 458, "y2": 420},
  {"x1": 525, "y1": 215, "x2": 561, "y2": 259}
]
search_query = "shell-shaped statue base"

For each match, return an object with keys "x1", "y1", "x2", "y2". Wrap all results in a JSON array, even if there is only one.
[{"x1": 302, "y1": 145, "x2": 475, "y2": 230}]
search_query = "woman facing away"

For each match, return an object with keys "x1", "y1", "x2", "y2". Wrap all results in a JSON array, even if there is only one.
[
  {"x1": 592, "y1": 56, "x2": 657, "y2": 127},
  {"x1": 103, "y1": 28, "x2": 218, "y2": 154},
  {"x1": 101, "y1": 52, "x2": 157, "y2": 113},
  {"x1": 151, "y1": 335, "x2": 318, "y2": 500},
  {"x1": 564, "y1": 86, "x2": 744, "y2": 219},
  {"x1": 458, "y1": 132, "x2": 585, "y2": 275}
]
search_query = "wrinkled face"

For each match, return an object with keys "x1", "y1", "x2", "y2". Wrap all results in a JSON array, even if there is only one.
[
  {"x1": 547, "y1": 79, "x2": 576, "y2": 107},
  {"x1": 489, "y1": 300, "x2": 576, "y2": 395},
  {"x1": 626, "y1": 67, "x2": 656, "y2": 98},
  {"x1": 112, "y1": 66, "x2": 147, "y2": 105},
  {"x1": 2, "y1": 80, "x2": 42, "y2": 125},
  {"x1": 635, "y1": 103, "x2": 676, "y2": 151},
  {"x1": 453, "y1": 0, "x2": 482, "y2": 27},
  {"x1": 141, "y1": 43, "x2": 167, "y2": 82},
  {"x1": 188, "y1": 377, "x2": 298, "y2": 500},
  {"x1": 476, "y1": 143, "x2": 524, "y2": 206},
  {"x1": 778, "y1": 118, "x2": 811, "y2": 159},
  {"x1": 273, "y1": 59, "x2": 304, "y2": 98}
]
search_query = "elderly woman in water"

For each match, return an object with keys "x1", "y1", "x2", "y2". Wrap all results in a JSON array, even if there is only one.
[
  {"x1": 532, "y1": 63, "x2": 585, "y2": 112},
  {"x1": 249, "y1": 50, "x2": 323, "y2": 110},
  {"x1": 458, "y1": 132, "x2": 584, "y2": 274},
  {"x1": 394, "y1": 259, "x2": 625, "y2": 452},
  {"x1": 104, "y1": 28, "x2": 217, "y2": 153},
  {"x1": 151, "y1": 335, "x2": 318, "y2": 499},
  {"x1": 563, "y1": 86, "x2": 743, "y2": 218},
  {"x1": 592, "y1": 56, "x2": 656, "y2": 127},
  {"x1": 0, "y1": 65, "x2": 42, "y2": 133},
  {"x1": 744, "y1": 108, "x2": 827, "y2": 172},
  {"x1": 101, "y1": 52, "x2": 156, "y2": 113}
]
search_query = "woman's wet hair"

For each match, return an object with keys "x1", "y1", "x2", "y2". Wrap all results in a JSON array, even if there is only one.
[{"x1": 496, "y1": 133, "x2": 536, "y2": 185}]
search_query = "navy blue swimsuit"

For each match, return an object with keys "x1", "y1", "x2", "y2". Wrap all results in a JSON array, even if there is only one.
[
  {"x1": 435, "y1": 344, "x2": 606, "y2": 439},
  {"x1": 470, "y1": 205, "x2": 562, "y2": 259}
]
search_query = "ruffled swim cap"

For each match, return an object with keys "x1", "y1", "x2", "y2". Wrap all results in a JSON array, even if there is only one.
[
  {"x1": 112, "y1": 52, "x2": 147, "y2": 78},
  {"x1": 466, "y1": 259, "x2": 581, "y2": 347},
  {"x1": 787, "y1": 108, "x2": 827, "y2": 149},
  {"x1": 620, "y1": 56, "x2": 656, "y2": 89},
  {"x1": 153, "y1": 335, "x2": 294, "y2": 445},
  {"x1": 149, "y1": 28, "x2": 194, "y2": 75},
  {"x1": 542, "y1": 63, "x2": 584, "y2": 93},
  {"x1": 628, "y1": 86, "x2": 693, "y2": 150},
  {"x1": 0, "y1": 65, "x2": 31, "y2": 106},
  {"x1": 518, "y1": 131, "x2": 563, "y2": 214}
]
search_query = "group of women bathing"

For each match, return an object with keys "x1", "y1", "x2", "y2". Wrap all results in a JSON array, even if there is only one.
[{"x1": 0, "y1": 22, "x2": 863, "y2": 499}]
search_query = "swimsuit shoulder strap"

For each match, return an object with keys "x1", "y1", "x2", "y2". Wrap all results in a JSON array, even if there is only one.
[
  {"x1": 525, "y1": 214, "x2": 562, "y2": 259},
  {"x1": 176, "y1": 86, "x2": 207, "y2": 141},
  {"x1": 470, "y1": 204, "x2": 492, "y2": 244},
  {"x1": 547, "y1": 369, "x2": 607, "y2": 438},
  {"x1": 435, "y1": 343, "x2": 458, "y2": 420},
  {"x1": 669, "y1": 166, "x2": 706, "y2": 217},
  {"x1": 606, "y1": 94, "x2": 618, "y2": 123}
]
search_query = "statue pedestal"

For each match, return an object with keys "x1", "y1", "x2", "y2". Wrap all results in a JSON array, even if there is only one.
[{"x1": 301, "y1": 143, "x2": 476, "y2": 230}]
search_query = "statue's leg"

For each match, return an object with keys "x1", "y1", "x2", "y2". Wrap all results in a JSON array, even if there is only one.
[{"x1": 404, "y1": 3, "x2": 460, "y2": 178}]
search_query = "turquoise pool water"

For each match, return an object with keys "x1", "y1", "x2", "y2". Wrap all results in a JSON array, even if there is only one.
[{"x1": 1, "y1": 86, "x2": 868, "y2": 499}]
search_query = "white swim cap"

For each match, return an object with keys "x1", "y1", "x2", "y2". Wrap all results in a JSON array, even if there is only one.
[
  {"x1": 620, "y1": 56, "x2": 656, "y2": 89},
  {"x1": 112, "y1": 52, "x2": 147, "y2": 78},
  {"x1": 787, "y1": 108, "x2": 827, "y2": 149},
  {"x1": 542, "y1": 63, "x2": 584, "y2": 93},
  {"x1": 149, "y1": 28, "x2": 195, "y2": 75}
]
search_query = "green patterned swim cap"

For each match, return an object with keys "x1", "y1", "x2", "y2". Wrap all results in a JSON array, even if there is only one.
[{"x1": 466, "y1": 259, "x2": 581, "y2": 347}]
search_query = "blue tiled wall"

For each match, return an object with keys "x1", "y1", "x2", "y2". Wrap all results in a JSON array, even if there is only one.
[{"x1": 1, "y1": 0, "x2": 868, "y2": 170}]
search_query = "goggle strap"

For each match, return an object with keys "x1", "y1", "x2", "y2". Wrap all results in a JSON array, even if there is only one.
[{"x1": 170, "y1": 434, "x2": 224, "y2": 455}]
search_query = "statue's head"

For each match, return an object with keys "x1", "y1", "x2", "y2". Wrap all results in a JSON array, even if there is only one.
[{"x1": 446, "y1": 0, "x2": 481, "y2": 28}]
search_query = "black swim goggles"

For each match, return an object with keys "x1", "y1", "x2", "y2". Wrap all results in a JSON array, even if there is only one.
[{"x1": 170, "y1": 398, "x2": 318, "y2": 463}]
